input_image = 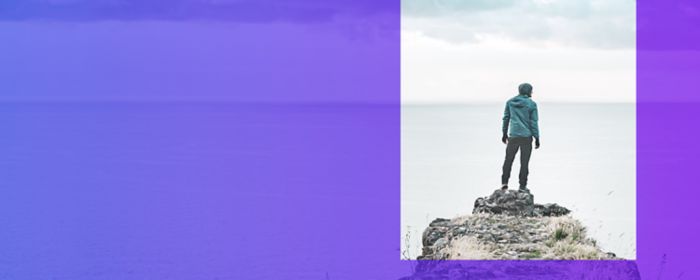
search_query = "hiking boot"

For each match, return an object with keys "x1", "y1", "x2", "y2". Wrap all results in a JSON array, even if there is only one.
[
  {"x1": 501, "y1": 184, "x2": 508, "y2": 191},
  {"x1": 518, "y1": 186, "x2": 530, "y2": 193}
]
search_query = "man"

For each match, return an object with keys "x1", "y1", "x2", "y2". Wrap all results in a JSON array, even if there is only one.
[{"x1": 501, "y1": 83, "x2": 540, "y2": 192}]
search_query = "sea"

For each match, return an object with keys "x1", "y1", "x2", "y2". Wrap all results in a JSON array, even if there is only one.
[
  {"x1": 401, "y1": 103, "x2": 636, "y2": 259},
  {"x1": 0, "y1": 101, "x2": 634, "y2": 278}
]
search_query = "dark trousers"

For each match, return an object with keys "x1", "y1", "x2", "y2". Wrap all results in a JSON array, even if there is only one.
[{"x1": 501, "y1": 137, "x2": 533, "y2": 188}]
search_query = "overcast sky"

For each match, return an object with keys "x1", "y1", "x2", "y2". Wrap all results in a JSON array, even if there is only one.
[
  {"x1": 0, "y1": 1, "x2": 398, "y2": 103},
  {"x1": 401, "y1": 0, "x2": 636, "y2": 103}
]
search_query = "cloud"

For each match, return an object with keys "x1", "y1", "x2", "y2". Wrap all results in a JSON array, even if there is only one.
[
  {"x1": 0, "y1": 0, "x2": 395, "y2": 22},
  {"x1": 402, "y1": 0, "x2": 635, "y2": 49},
  {"x1": 402, "y1": 0, "x2": 517, "y2": 16}
]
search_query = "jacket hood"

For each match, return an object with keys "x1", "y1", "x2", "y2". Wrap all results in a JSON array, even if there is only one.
[
  {"x1": 511, "y1": 96, "x2": 528, "y2": 108},
  {"x1": 518, "y1": 83, "x2": 533, "y2": 96}
]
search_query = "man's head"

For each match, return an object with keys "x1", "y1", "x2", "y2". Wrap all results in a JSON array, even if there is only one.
[{"x1": 518, "y1": 83, "x2": 533, "y2": 97}]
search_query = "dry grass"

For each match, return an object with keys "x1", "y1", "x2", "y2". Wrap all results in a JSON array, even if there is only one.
[
  {"x1": 438, "y1": 215, "x2": 614, "y2": 260},
  {"x1": 541, "y1": 242, "x2": 608, "y2": 260},
  {"x1": 446, "y1": 236, "x2": 494, "y2": 260}
]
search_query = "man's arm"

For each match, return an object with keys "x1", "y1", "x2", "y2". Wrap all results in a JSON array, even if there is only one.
[
  {"x1": 531, "y1": 103, "x2": 540, "y2": 148},
  {"x1": 502, "y1": 102, "x2": 510, "y2": 144}
]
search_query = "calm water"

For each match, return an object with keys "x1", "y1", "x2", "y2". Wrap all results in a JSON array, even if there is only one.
[
  {"x1": 0, "y1": 102, "x2": 408, "y2": 279},
  {"x1": 0, "y1": 102, "x2": 634, "y2": 278},
  {"x1": 401, "y1": 103, "x2": 636, "y2": 259}
]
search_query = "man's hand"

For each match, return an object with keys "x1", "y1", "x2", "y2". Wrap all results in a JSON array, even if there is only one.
[
  {"x1": 502, "y1": 134, "x2": 508, "y2": 144},
  {"x1": 535, "y1": 138, "x2": 541, "y2": 149}
]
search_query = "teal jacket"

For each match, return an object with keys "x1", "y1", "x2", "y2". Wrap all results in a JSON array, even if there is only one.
[{"x1": 502, "y1": 94, "x2": 539, "y2": 138}]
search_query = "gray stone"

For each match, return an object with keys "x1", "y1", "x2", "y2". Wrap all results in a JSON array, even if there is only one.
[
  {"x1": 534, "y1": 203, "x2": 571, "y2": 216},
  {"x1": 422, "y1": 226, "x2": 448, "y2": 247},
  {"x1": 473, "y1": 189, "x2": 570, "y2": 217},
  {"x1": 429, "y1": 218, "x2": 451, "y2": 227},
  {"x1": 433, "y1": 238, "x2": 448, "y2": 249}
]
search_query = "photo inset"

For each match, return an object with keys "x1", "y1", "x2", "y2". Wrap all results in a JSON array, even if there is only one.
[{"x1": 401, "y1": 0, "x2": 636, "y2": 260}]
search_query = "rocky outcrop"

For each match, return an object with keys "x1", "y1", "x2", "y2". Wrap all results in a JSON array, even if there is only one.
[
  {"x1": 400, "y1": 188, "x2": 634, "y2": 279},
  {"x1": 472, "y1": 189, "x2": 570, "y2": 217},
  {"x1": 417, "y1": 189, "x2": 614, "y2": 261}
]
